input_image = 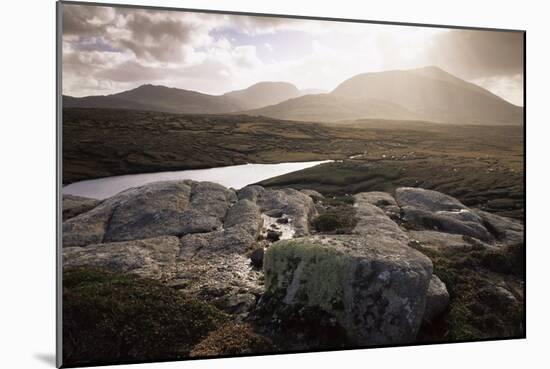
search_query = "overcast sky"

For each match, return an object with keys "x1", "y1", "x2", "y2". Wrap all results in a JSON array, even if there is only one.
[{"x1": 62, "y1": 4, "x2": 524, "y2": 106}]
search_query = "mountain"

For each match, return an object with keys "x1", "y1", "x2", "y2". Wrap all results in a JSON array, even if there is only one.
[
  {"x1": 241, "y1": 93, "x2": 419, "y2": 122},
  {"x1": 63, "y1": 81, "x2": 301, "y2": 114},
  {"x1": 243, "y1": 66, "x2": 523, "y2": 125},
  {"x1": 331, "y1": 66, "x2": 523, "y2": 125},
  {"x1": 223, "y1": 81, "x2": 300, "y2": 110},
  {"x1": 63, "y1": 84, "x2": 244, "y2": 114},
  {"x1": 64, "y1": 67, "x2": 523, "y2": 126}
]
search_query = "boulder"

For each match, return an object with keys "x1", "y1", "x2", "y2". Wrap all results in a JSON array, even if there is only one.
[
  {"x1": 62, "y1": 236, "x2": 181, "y2": 279},
  {"x1": 189, "y1": 181, "x2": 237, "y2": 219},
  {"x1": 474, "y1": 209, "x2": 524, "y2": 245},
  {"x1": 237, "y1": 185, "x2": 266, "y2": 202},
  {"x1": 224, "y1": 199, "x2": 263, "y2": 238},
  {"x1": 62, "y1": 204, "x2": 112, "y2": 247},
  {"x1": 395, "y1": 187, "x2": 493, "y2": 241},
  {"x1": 355, "y1": 191, "x2": 397, "y2": 208},
  {"x1": 179, "y1": 227, "x2": 256, "y2": 257},
  {"x1": 407, "y1": 230, "x2": 494, "y2": 252},
  {"x1": 63, "y1": 181, "x2": 192, "y2": 246},
  {"x1": 63, "y1": 180, "x2": 239, "y2": 246},
  {"x1": 354, "y1": 191, "x2": 401, "y2": 221},
  {"x1": 104, "y1": 181, "x2": 231, "y2": 242},
  {"x1": 352, "y1": 196, "x2": 409, "y2": 244},
  {"x1": 256, "y1": 188, "x2": 317, "y2": 237},
  {"x1": 423, "y1": 274, "x2": 450, "y2": 322},
  {"x1": 263, "y1": 235, "x2": 433, "y2": 346},
  {"x1": 62, "y1": 194, "x2": 101, "y2": 220},
  {"x1": 395, "y1": 187, "x2": 467, "y2": 212},
  {"x1": 178, "y1": 209, "x2": 222, "y2": 235}
]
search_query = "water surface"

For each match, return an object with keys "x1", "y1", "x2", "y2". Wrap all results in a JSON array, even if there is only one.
[{"x1": 63, "y1": 161, "x2": 331, "y2": 199}]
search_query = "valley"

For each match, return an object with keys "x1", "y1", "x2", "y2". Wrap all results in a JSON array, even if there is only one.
[{"x1": 63, "y1": 108, "x2": 524, "y2": 219}]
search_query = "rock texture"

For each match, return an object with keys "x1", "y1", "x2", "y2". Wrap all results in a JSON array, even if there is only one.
[
  {"x1": 62, "y1": 194, "x2": 100, "y2": 221},
  {"x1": 263, "y1": 235, "x2": 433, "y2": 345},
  {"x1": 474, "y1": 209, "x2": 524, "y2": 245},
  {"x1": 353, "y1": 194, "x2": 409, "y2": 244},
  {"x1": 239, "y1": 185, "x2": 317, "y2": 237},
  {"x1": 62, "y1": 181, "x2": 524, "y2": 346},
  {"x1": 395, "y1": 187, "x2": 493, "y2": 241},
  {"x1": 423, "y1": 274, "x2": 450, "y2": 322},
  {"x1": 63, "y1": 236, "x2": 180, "y2": 279}
]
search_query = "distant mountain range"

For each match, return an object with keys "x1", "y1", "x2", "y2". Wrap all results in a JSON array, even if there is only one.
[{"x1": 63, "y1": 66, "x2": 523, "y2": 125}]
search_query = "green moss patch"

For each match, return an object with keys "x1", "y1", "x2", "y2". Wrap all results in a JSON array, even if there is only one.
[
  {"x1": 63, "y1": 267, "x2": 227, "y2": 366},
  {"x1": 411, "y1": 242, "x2": 524, "y2": 342},
  {"x1": 312, "y1": 195, "x2": 357, "y2": 234}
]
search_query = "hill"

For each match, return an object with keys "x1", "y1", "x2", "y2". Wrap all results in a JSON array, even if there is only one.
[
  {"x1": 223, "y1": 81, "x2": 300, "y2": 110},
  {"x1": 243, "y1": 66, "x2": 523, "y2": 125},
  {"x1": 63, "y1": 81, "x2": 301, "y2": 114},
  {"x1": 63, "y1": 84, "x2": 244, "y2": 114}
]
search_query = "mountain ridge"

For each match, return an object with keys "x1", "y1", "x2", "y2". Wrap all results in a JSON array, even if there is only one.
[{"x1": 63, "y1": 66, "x2": 523, "y2": 125}]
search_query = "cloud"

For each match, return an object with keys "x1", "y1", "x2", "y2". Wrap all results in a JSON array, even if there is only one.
[
  {"x1": 423, "y1": 29, "x2": 524, "y2": 79},
  {"x1": 61, "y1": 3, "x2": 523, "y2": 104},
  {"x1": 471, "y1": 73, "x2": 524, "y2": 106}
]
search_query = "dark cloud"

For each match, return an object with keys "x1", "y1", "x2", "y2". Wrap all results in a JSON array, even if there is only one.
[
  {"x1": 63, "y1": 4, "x2": 197, "y2": 63},
  {"x1": 426, "y1": 30, "x2": 524, "y2": 79},
  {"x1": 62, "y1": 5, "x2": 113, "y2": 36},
  {"x1": 125, "y1": 12, "x2": 192, "y2": 43}
]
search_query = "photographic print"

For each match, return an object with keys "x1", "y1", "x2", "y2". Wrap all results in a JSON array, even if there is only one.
[{"x1": 58, "y1": 1, "x2": 525, "y2": 367}]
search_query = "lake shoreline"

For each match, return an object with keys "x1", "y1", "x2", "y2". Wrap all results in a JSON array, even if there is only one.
[{"x1": 63, "y1": 160, "x2": 333, "y2": 199}]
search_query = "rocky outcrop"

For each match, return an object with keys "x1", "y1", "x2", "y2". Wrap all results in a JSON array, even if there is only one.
[
  {"x1": 238, "y1": 185, "x2": 317, "y2": 237},
  {"x1": 353, "y1": 194, "x2": 409, "y2": 244},
  {"x1": 62, "y1": 203, "x2": 112, "y2": 247},
  {"x1": 179, "y1": 227, "x2": 256, "y2": 257},
  {"x1": 62, "y1": 194, "x2": 101, "y2": 221},
  {"x1": 474, "y1": 209, "x2": 524, "y2": 245},
  {"x1": 354, "y1": 191, "x2": 401, "y2": 221},
  {"x1": 395, "y1": 187, "x2": 493, "y2": 241},
  {"x1": 62, "y1": 181, "x2": 524, "y2": 346},
  {"x1": 224, "y1": 199, "x2": 263, "y2": 238},
  {"x1": 63, "y1": 236, "x2": 180, "y2": 279},
  {"x1": 263, "y1": 235, "x2": 433, "y2": 345},
  {"x1": 408, "y1": 230, "x2": 495, "y2": 251},
  {"x1": 423, "y1": 275, "x2": 450, "y2": 322},
  {"x1": 104, "y1": 181, "x2": 194, "y2": 242}
]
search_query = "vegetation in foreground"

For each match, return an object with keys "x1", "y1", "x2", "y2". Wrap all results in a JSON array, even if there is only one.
[
  {"x1": 63, "y1": 268, "x2": 228, "y2": 366},
  {"x1": 410, "y1": 241, "x2": 524, "y2": 341}
]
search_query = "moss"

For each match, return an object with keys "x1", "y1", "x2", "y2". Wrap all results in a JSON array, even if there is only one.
[
  {"x1": 63, "y1": 267, "x2": 227, "y2": 366},
  {"x1": 190, "y1": 323, "x2": 274, "y2": 357},
  {"x1": 264, "y1": 240, "x2": 352, "y2": 307},
  {"x1": 410, "y1": 242, "x2": 524, "y2": 342},
  {"x1": 311, "y1": 197, "x2": 357, "y2": 234},
  {"x1": 312, "y1": 213, "x2": 342, "y2": 232},
  {"x1": 262, "y1": 239, "x2": 353, "y2": 348}
]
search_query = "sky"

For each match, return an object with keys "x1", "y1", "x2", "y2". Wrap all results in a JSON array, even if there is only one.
[{"x1": 62, "y1": 4, "x2": 524, "y2": 106}]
